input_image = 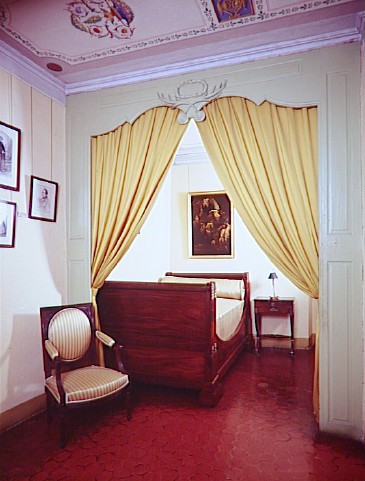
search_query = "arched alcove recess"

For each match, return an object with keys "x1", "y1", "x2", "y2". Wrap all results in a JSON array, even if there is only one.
[
  {"x1": 66, "y1": 44, "x2": 363, "y2": 440},
  {"x1": 91, "y1": 92, "x2": 320, "y2": 412}
]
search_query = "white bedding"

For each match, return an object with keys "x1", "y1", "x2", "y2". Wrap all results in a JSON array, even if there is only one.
[{"x1": 216, "y1": 298, "x2": 245, "y2": 341}]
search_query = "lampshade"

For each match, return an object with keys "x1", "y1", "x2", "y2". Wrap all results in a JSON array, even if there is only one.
[
  {"x1": 268, "y1": 272, "x2": 278, "y2": 299},
  {"x1": 268, "y1": 272, "x2": 278, "y2": 280}
]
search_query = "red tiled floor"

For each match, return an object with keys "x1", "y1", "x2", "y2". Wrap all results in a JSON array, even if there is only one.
[{"x1": 1, "y1": 348, "x2": 365, "y2": 481}]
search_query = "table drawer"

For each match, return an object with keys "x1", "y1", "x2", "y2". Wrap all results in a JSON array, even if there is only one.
[{"x1": 254, "y1": 300, "x2": 293, "y2": 314}]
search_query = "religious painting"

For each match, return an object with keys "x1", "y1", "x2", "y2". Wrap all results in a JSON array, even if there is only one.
[
  {"x1": 0, "y1": 200, "x2": 16, "y2": 248},
  {"x1": 188, "y1": 191, "x2": 233, "y2": 258},
  {"x1": 0, "y1": 120, "x2": 21, "y2": 191},
  {"x1": 211, "y1": 0, "x2": 254, "y2": 22},
  {"x1": 29, "y1": 176, "x2": 58, "y2": 222}
]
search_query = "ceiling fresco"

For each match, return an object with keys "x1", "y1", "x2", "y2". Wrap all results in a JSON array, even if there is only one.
[
  {"x1": 0, "y1": 0, "x2": 363, "y2": 95},
  {"x1": 0, "y1": 0, "x2": 357, "y2": 64}
]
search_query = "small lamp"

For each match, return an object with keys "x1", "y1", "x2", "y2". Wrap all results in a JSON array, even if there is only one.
[{"x1": 268, "y1": 272, "x2": 278, "y2": 300}]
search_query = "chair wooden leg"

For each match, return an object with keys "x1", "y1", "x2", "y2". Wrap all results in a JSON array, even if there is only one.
[
  {"x1": 126, "y1": 385, "x2": 132, "y2": 421},
  {"x1": 59, "y1": 407, "x2": 67, "y2": 448},
  {"x1": 45, "y1": 389, "x2": 53, "y2": 423}
]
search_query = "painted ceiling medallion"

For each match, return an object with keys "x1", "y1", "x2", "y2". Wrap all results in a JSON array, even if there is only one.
[
  {"x1": 67, "y1": 0, "x2": 134, "y2": 40},
  {"x1": 158, "y1": 79, "x2": 227, "y2": 124},
  {"x1": 47, "y1": 63, "x2": 63, "y2": 72},
  {"x1": 212, "y1": 0, "x2": 254, "y2": 22}
]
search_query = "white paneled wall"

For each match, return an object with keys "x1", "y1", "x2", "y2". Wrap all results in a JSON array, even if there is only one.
[{"x1": 0, "y1": 69, "x2": 67, "y2": 421}]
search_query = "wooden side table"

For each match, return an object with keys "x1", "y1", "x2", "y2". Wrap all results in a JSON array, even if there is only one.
[{"x1": 254, "y1": 297, "x2": 295, "y2": 356}]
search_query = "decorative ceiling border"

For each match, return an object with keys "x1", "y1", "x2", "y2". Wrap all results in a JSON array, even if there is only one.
[{"x1": 0, "y1": 0, "x2": 356, "y2": 66}]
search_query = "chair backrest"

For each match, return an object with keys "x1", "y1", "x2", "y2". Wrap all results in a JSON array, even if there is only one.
[
  {"x1": 48, "y1": 308, "x2": 91, "y2": 361},
  {"x1": 40, "y1": 303, "x2": 97, "y2": 377}
]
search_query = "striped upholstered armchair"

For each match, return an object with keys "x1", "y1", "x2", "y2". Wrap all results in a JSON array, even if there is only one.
[{"x1": 40, "y1": 303, "x2": 131, "y2": 447}]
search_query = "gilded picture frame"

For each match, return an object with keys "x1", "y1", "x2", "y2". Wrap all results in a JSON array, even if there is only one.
[{"x1": 188, "y1": 191, "x2": 233, "y2": 258}]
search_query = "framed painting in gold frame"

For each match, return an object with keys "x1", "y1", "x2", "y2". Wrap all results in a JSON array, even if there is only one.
[{"x1": 188, "y1": 191, "x2": 233, "y2": 258}]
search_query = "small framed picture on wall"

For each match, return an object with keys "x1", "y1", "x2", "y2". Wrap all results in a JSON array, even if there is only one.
[
  {"x1": 29, "y1": 176, "x2": 58, "y2": 222},
  {"x1": 188, "y1": 190, "x2": 234, "y2": 258},
  {"x1": 0, "y1": 120, "x2": 21, "y2": 191},
  {"x1": 0, "y1": 200, "x2": 16, "y2": 248}
]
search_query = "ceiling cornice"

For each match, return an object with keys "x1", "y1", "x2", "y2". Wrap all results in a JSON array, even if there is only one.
[
  {"x1": 0, "y1": 40, "x2": 66, "y2": 104},
  {"x1": 174, "y1": 143, "x2": 210, "y2": 165},
  {"x1": 65, "y1": 24, "x2": 362, "y2": 96}
]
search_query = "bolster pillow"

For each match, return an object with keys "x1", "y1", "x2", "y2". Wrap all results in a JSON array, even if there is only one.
[{"x1": 158, "y1": 276, "x2": 245, "y2": 300}]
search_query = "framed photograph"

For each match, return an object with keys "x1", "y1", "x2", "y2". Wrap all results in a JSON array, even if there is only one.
[
  {"x1": 0, "y1": 200, "x2": 16, "y2": 248},
  {"x1": 29, "y1": 176, "x2": 58, "y2": 222},
  {"x1": 0, "y1": 121, "x2": 21, "y2": 191},
  {"x1": 188, "y1": 191, "x2": 233, "y2": 258}
]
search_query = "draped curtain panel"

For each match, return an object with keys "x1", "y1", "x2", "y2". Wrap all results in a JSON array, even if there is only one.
[
  {"x1": 197, "y1": 97, "x2": 318, "y2": 298},
  {"x1": 196, "y1": 96, "x2": 319, "y2": 416},
  {"x1": 90, "y1": 106, "x2": 188, "y2": 354}
]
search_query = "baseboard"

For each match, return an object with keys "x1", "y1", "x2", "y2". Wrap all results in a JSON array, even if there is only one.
[
  {"x1": 0, "y1": 394, "x2": 46, "y2": 433},
  {"x1": 260, "y1": 336, "x2": 314, "y2": 350}
]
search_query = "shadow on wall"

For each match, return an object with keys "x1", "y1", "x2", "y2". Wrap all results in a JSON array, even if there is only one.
[
  {"x1": 1, "y1": 314, "x2": 45, "y2": 430},
  {"x1": 39, "y1": 183, "x2": 67, "y2": 305},
  {"x1": 24, "y1": 174, "x2": 67, "y2": 305}
]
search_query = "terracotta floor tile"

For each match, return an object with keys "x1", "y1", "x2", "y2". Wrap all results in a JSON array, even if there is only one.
[{"x1": 1, "y1": 349, "x2": 365, "y2": 481}]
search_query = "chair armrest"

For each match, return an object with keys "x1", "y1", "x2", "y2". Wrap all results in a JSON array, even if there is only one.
[
  {"x1": 96, "y1": 330, "x2": 115, "y2": 347},
  {"x1": 113, "y1": 344, "x2": 129, "y2": 374},
  {"x1": 45, "y1": 339, "x2": 59, "y2": 360},
  {"x1": 95, "y1": 331, "x2": 129, "y2": 375},
  {"x1": 44, "y1": 340, "x2": 67, "y2": 403}
]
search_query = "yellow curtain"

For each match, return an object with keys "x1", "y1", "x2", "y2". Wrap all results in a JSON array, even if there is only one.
[
  {"x1": 91, "y1": 106, "x2": 187, "y2": 350},
  {"x1": 196, "y1": 96, "x2": 319, "y2": 416}
]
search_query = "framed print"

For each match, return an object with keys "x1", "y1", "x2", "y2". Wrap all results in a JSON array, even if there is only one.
[
  {"x1": 188, "y1": 191, "x2": 233, "y2": 258},
  {"x1": 29, "y1": 176, "x2": 58, "y2": 222},
  {"x1": 0, "y1": 200, "x2": 16, "y2": 248},
  {"x1": 0, "y1": 121, "x2": 21, "y2": 191}
]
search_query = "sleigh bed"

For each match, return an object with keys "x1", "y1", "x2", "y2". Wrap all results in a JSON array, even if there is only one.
[{"x1": 97, "y1": 272, "x2": 252, "y2": 406}]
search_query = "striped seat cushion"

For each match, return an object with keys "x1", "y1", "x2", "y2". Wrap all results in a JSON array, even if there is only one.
[{"x1": 46, "y1": 365, "x2": 129, "y2": 404}]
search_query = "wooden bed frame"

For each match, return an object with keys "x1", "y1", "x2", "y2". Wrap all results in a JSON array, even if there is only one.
[{"x1": 97, "y1": 272, "x2": 252, "y2": 406}]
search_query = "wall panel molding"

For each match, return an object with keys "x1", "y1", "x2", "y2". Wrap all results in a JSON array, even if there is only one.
[
  {"x1": 327, "y1": 72, "x2": 350, "y2": 234},
  {"x1": 328, "y1": 261, "x2": 350, "y2": 424}
]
